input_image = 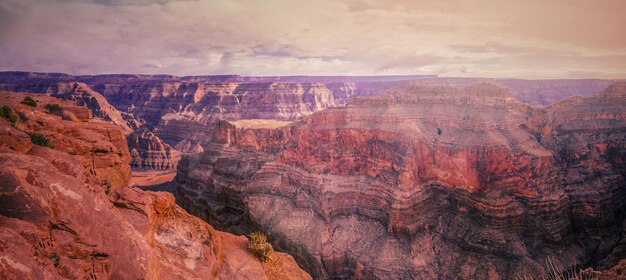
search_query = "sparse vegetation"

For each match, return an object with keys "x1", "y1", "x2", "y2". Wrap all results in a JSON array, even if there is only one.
[
  {"x1": 17, "y1": 111, "x2": 28, "y2": 122},
  {"x1": 92, "y1": 148, "x2": 109, "y2": 154},
  {"x1": 0, "y1": 105, "x2": 18, "y2": 123},
  {"x1": 101, "y1": 180, "x2": 111, "y2": 194},
  {"x1": 28, "y1": 132, "x2": 53, "y2": 148},
  {"x1": 2, "y1": 106, "x2": 29, "y2": 129},
  {"x1": 44, "y1": 103, "x2": 63, "y2": 116},
  {"x1": 48, "y1": 252, "x2": 60, "y2": 268},
  {"x1": 21, "y1": 96, "x2": 37, "y2": 107},
  {"x1": 247, "y1": 231, "x2": 272, "y2": 262}
]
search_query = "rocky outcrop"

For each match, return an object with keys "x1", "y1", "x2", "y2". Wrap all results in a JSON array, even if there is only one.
[
  {"x1": 175, "y1": 83, "x2": 626, "y2": 279},
  {"x1": 53, "y1": 82, "x2": 133, "y2": 134},
  {"x1": 128, "y1": 128, "x2": 181, "y2": 170},
  {"x1": 0, "y1": 78, "x2": 179, "y2": 170},
  {"x1": 0, "y1": 92, "x2": 311, "y2": 279}
]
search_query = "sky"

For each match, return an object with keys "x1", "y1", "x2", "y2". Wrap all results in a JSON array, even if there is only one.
[{"x1": 0, "y1": 0, "x2": 625, "y2": 78}]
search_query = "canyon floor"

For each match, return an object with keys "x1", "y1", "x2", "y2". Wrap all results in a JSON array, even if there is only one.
[{"x1": 130, "y1": 170, "x2": 177, "y2": 187}]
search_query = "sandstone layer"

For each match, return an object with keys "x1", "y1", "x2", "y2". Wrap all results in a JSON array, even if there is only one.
[
  {"x1": 128, "y1": 128, "x2": 181, "y2": 170},
  {"x1": 0, "y1": 93, "x2": 310, "y2": 279},
  {"x1": 175, "y1": 83, "x2": 626, "y2": 279}
]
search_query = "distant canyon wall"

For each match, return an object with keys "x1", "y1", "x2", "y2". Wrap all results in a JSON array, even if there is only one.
[{"x1": 0, "y1": 71, "x2": 617, "y2": 172}]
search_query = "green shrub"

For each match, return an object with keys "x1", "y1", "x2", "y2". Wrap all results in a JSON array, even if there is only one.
[
  {"x1": 28, "y1": 132, "x2": 53, "y2": 148},
  {"x1": 17, "y1": 111, "x2": 28, "y2": 122},
  {"x1": 92, "y1": 148, "x2": 109, "y2": 154},
  {"x1": 0, "y1": 106, "x2": 18, "y2": 123},
  {"x1": 101, "y1": 180, "x2": 111, "y2": 194},
  {"x1": 21, "y1": 96, "x2": 37, "y2": 107},
  {"x1": 48, "y1": 252, "x2": 60, "y2": 268},
  {"x1": 247, "y1": 231, "x2": 272, "y2": 262},
  {"x1": 44, "y1": 103, "x2": 63, "y2": 116}
]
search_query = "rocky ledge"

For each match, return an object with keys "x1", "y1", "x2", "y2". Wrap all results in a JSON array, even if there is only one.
[
  {"x1": 175, "y1": 83, "x2": 626, "y2": 279},
  {"x1": 0, "y1": 93, "x2": 310, "y2": 279}
]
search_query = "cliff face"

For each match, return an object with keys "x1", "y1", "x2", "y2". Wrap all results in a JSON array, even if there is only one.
[
  {"x1": 0, "y1": 79, "x2": 180, "y2": 171},
  {"x1": 175, "y1": 83, "x2": 626, "y2": 279},
  {"x1": 0, "y1": 93, "x2": 310, "y2": 279},
  {"x1": 0, "y1": 72, "x2": 616, "y2": 171},
  {"x1": 128, "y1": 128, "x2": 181, "y2": 170},
  {"x1": 91, "y1": 80, "x2": 337, "y2": 153},
  {"x1": 496, "y1": 79, "x2": 616, "y2": 106}
]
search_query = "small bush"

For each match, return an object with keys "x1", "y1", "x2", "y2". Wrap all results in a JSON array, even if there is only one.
[
  {"x1": 0, "y1": 106, "x2": 18, "y2": 123},
  {"x1": 101, "y1": 180, "x2": 111, "y2": 194},
  {"x1": 44, "y1": 103, "x2": 63, "y2": 116},
  {"x1": 28, "y1": 132, "x2": 53, "y2": 148},
  {"x1": 247, "y1": 231, "x2": 272, "y2": 262},
  {"x1": 48, "y1": 252, "x2": 60, "y2": 268},
  {"x1": 92, "y1": 148, "x2": 109, "y2": 154},
  {"x1": 17, "y1": 111, "x2": 28, "y2": 122},
  {"x1": 21, "y1": 96, "x2": 37, "y2": 107}
]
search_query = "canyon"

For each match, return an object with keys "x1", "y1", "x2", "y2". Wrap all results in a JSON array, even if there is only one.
[
  {"x1": 0, "y1": 72, "x2": 624, "y2": 279},
  {"x1": 0, "y1": 93, "x2": 310, "y2": 279},
  {"x1": 0, "y1": 72, "x2": 615, "y2": 173},
  {"x1": 175, "y1": 82, "x2": 626, "y2": 279}
]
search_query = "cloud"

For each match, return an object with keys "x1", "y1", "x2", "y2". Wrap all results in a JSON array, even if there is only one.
[
  {"x1": 0, "y1": 0, "x2": 625, "y2": 78},
  {"x1": 58, "y1": 0, "x2": 198, "y2": 6}
]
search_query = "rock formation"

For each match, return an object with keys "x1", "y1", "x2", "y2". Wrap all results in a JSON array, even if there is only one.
[
  {"x1": 0, "y1": 78, "x2": 180, "y2": 171},
  {"x1": 128, "y1": 128, "x2": 181, "y2": 170},
  {"x1": 90, "y1": 80, "x2": 337, "y2": 152},
  {"x1": 0, "y1": 71, "x2": 614, "y2": 163},
  {"x1": 496, "y1": 79, "x2": 616, "y2": 106},
  {"x1": 0, "y1": 92, "x2": 310, "y2": 279},
  {"x1": 175, "y1": 83, "x2": 626, "y2": 279}
]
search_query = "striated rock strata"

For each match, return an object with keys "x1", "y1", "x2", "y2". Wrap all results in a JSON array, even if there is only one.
[
  {"x1": 93, "y1": 80, "x2": 337, "y2": 153},
  {"x1": 1, "y1": 72, "x2": 615, "y2": 156},
  {"x1": 128, "y1": 128, "x2": 181, "y2": 170},
  {"x1": 0, "y1": 93, "x2": 311, "y2": 279},
  {"x1": 175, "y1": 83, "x2": 626, "y2": 279}
]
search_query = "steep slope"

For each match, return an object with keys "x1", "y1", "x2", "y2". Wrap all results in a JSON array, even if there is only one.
[
  {"x1": 0, "y1": 93, "x2": 310, "y2": 279},
  {"x1": 175, "y1": 83, "x2": 626, "y2": 279},
  {"x1": 0, "y1": 79, "x2": 179, "y2": 171},
  {"x1": 92, "y1": 80, "x2": 337, "y2": 152},
  {"x1": 128, "y1": 128, "x2": 181, "y2": 170}
]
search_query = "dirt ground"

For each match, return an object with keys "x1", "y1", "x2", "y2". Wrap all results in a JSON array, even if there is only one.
[{"x1": 130, "y1": 170, "x2": 177, "y2": 187}]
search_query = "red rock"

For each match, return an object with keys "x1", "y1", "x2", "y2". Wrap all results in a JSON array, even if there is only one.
[
  {"x1": 0, "y1": 93, "x2": 310, "y2": 279},
  {"x1": 176, "y1": 83, "x2": 626, "y2": 279},
  {"x1": 128, "y1": 128, "x2": 181, "y2": 170}
]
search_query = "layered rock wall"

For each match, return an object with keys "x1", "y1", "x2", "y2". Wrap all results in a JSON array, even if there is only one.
[{"x1": 175, "y1": 83, "x2": 626, "y2": 279}]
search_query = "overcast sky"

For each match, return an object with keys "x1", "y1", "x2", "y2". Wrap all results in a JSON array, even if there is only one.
[{"x1": 1, "y1": 0, "x2": 625, "y2": 78}]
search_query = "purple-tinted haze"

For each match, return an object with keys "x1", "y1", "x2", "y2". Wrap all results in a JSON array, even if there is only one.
[{"x1": 0, "y1": 0, "x2": 625, "y2": 78}]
